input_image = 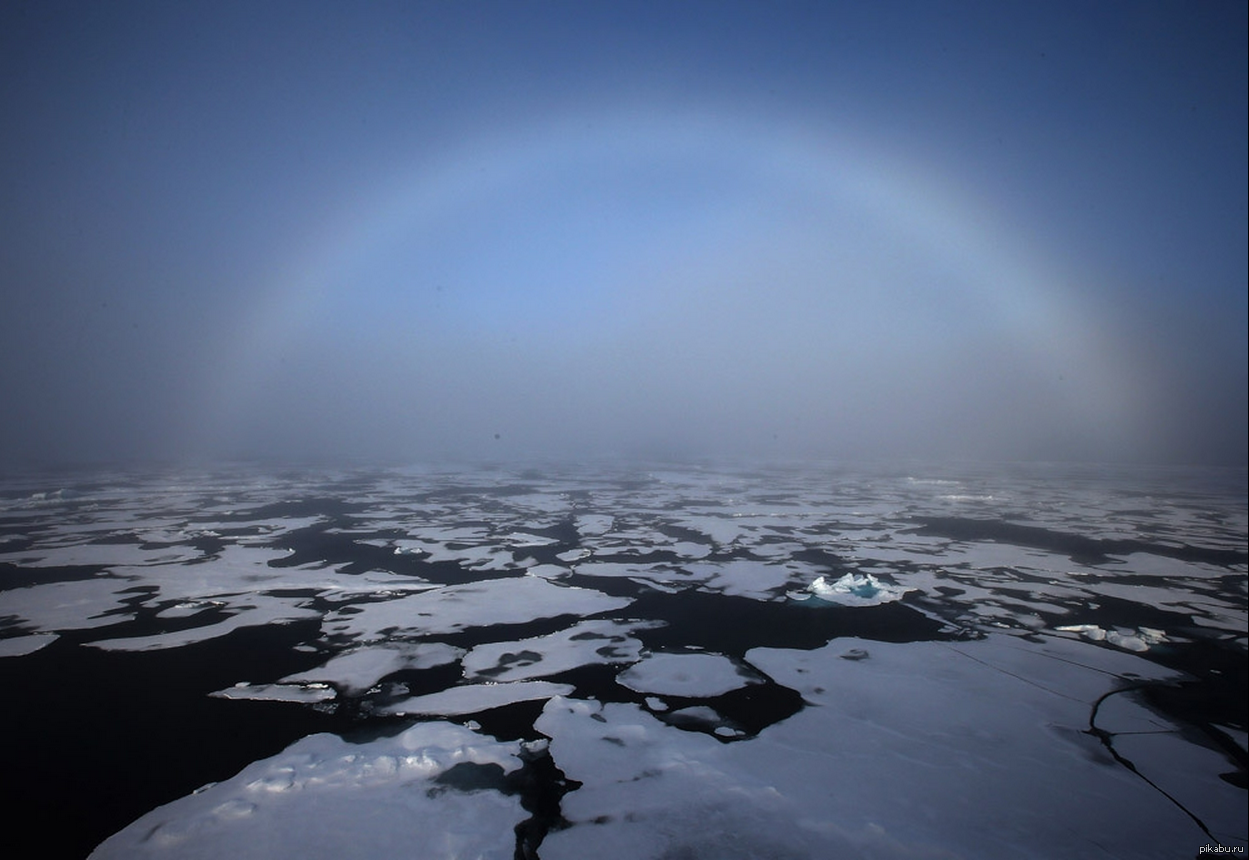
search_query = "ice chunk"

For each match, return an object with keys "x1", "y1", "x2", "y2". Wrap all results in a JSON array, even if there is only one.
[
  {"x1": 381, "y1": 680, "x2": 574, "y2": 716},
  {"x1": 209, "y1": 682, "x2": 337, "y2": 704},
  {"x1": 523, "y1": 563, "x2": 571, "y2": 579},
  {"x1": 679, "y1": 559, "x2": 798, "y2": 599},
  {"x1": 504, "y1": 532, "x2": 558, "y2": 547},
  {"x1": 616, "y1": 652, "x2": 762, "y2": 697},
  {"x1": 805, "y1": 572, "x2": 913, "y2": 605},
  {"x1": 1056, "y1": 624, "x2": 1169, "y2": 652},
  {"x1": 575, "y1": 514, "x2": 614, "y2": 536},
  {"x1": 0, "y1": 632, "x2": 58, "y2": 657},
  {"x1": 462, "y1": 619, "x2": 653, "y2": 682},
  {"x1": 279, "y1": 642, "x2": 464, "y2": 695},
  {"x1": 322, "y1": 576, "x2": 632, "y2": 641}
]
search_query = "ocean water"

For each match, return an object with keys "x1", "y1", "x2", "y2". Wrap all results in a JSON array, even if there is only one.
[{"x1": 0, "y1": 461, "x2": 1244, "y2": 859}]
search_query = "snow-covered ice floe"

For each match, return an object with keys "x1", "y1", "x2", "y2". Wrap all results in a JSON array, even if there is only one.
[
  {"x1": 89, "y1": 723, "x2": 528, "y2": 860},
  {"x1": 210, "y1": 681, "x2": 337, "y2": 704},
  {"x1": 533, "y1": 635, "x2": 1245, "y2": 860},
  {"x1": 279, "y1": 643, "x2": 465, "y2": 694},
  {"x1": 1056, "y1": 623, "x2": 1170, "y2": 652},
  {"x1": 381, "y1": 680, "x2": 576, "y2": 717},
  {"x1": 616, "y1": 651, "x2": 763, "y2": 697}
]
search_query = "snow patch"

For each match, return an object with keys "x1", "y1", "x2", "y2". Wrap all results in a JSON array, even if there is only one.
[
  {"x1": 381, "y1": 680, "x2": 575, "y2": 716},
  {"x1": 617, "y1": 652, "x2": 762, "y2": 697}
]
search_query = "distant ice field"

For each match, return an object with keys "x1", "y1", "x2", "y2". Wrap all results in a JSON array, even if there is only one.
[{"x1": 0, "y1": 462, "x2": 1244, "y2": 859}]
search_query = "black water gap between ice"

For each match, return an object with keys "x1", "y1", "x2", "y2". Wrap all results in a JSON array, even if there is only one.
[
  {"x1": 0, "y1": 621, "x2": 343, "y2": 860},
  {"x1": 419, "y1": 747, "x2": 581, "y2": 860},
  {"x1": 1087, "y1": 685, "x2": 1222, "y2": 845},
  {"x1": 0, "y1": 561, "x2": 111, "y2": 591},
  {"x1": 576, "y1": 578, "x2": 958, "y2": 657}
]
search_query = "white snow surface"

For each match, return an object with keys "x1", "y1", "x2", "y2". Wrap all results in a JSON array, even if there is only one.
[
  {"x1": 0, "y1": 632, "x2": 58, "y2": 657},
  {"x1": 381, "y1": 680, "x2": 576, "y2": 716},
  {"x1": 322, "y1": 576, "x2": 632, "y2": 641},
  {"x1": 87, "y1": 597, "x2": 321, "y2": 652},
  {"x1": 679, "y1": 559, "x2": 799, "y2": 598},
  {"x1": 534, "y1": 635, "x2": 1244, "y2": 860},
  {"x1": 88, "y1": 722, "x2": 526, "y2": 860},
  {"x1": 616, "y1": 652, "x2": 762, "y2": 697},
  {"x1": 279, "y1": 643, "x2": 465, "y2": 694},
  {"x1": 210, "y1": 682, "x2": 337, "y2": 704},
  {"x1": 462, "y1": 619, "x2": 654, "y2": 682},
  {"x1": 1, "y1": 579, "x2": 134, "y2": 631}
]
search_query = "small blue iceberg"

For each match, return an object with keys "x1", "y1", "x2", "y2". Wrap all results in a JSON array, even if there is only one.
[{"x1": 804, "y1": 573, "x2": 914, "y2": 606}]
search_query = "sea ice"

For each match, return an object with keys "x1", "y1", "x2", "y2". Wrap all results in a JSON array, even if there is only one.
[
  {"x1": 279, "y1": 642, "x2": 465, "y2": 694},
  {"x1": 321, "y1": 576, "x2": 632, "y2": 641},
  {"x1": 530, "y1": 634, "x2": 1244, "y2": 860},
  {"x1": 523, "y1": 563, "x2": 571, "y2": 579},
  {"x1": 805, "y1": 572, "x2": 913, "y2": 605},
  {"x1": 4, "y1": 463, "x2": 1242, "y2": 860},
  {"x1": 0, "y1": 578, "x2": 134, "y2": 632},
  {"x1": 87, "y1": 596, "x2": 320, "y2": 652},
  {"x1": 616, "y1": 652, "x2": 762, "y2": 697},
  {"x1": 88, "y1": 722, "x2": 526, "y2": 860},
  {"x1": 731, "y1": 635, "x2": 1243, "y2": 858},
  {"x1": 574, "y1": 514, "x2": 614, "y2": 536},
  {"x1": 1056, "y1": 623, "x2": 1169, "y2": 652},
  {"x1": 533, "y1": 697, "x2": 843, "y2": 860},
  {"x1": 381, "y1": 680, "x2": 575, "y2": 716},
  {"x1": 461, "y1": 619, "x2": 653, "y2": 682},
  {"x1": 680, "y1": 559, "x2": 800, "y2": 599},
  {"x1": 504, "y1": 531, "x2": 559, "y2": 547},
  {"x1": 0, "y1": 632, "x2": 58, "y2": 657},
  {"x1": 209, "y1": 682, "x2": 337, "y2": 704},
  {"x1": 0, "y1": 540, "x2": 201, "y2": 568}
]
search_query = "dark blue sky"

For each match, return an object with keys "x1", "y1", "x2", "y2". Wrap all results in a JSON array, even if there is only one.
[{"x1": 2, "y1": 1, "x2": 1245, "y2": 467}]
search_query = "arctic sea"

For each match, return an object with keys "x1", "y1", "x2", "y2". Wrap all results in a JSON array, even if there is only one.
[{"x1": 0, "y1": 461, "x2": 1244, "y2": 859}]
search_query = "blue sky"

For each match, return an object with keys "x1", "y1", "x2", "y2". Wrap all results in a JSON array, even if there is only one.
[{"x1": 1, "y1": 1, "x2": 1245, "y2": 466}]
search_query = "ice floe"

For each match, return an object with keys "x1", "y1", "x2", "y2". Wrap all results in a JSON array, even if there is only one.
[
  {"x1": 210, "y1": 681, "x2": 337, "y2": 704},
  {"x1": 1057, "y1": 623, "x2": 1170, "y2": 652},
  {"x1": 88, "y1": 596, "x2": 321, "y2": 652},
  {"x1": 462, "y1": 618, "x2": 654, "y2": 682},
  {"x1": 279, "y1": 642, "x2": 465, "y2": 694},
  {"x1": 616, "y1": 652, "x2": 763, "y2": 697},
  {"x1": 679, "y1": 559, "x2": 798, "y2": 599},
  {"x1": 1, "y1": 578, "x2": 135, "y2": 632},
  {"x1": 322, "y1": 576, "x2": 632, "y2": 642},
  {"x1": 0, "y1": 632, "x2": 58, "y2": 657},
  {"x1": 381, "y1": 680, "x2": 575, "y2": 716},
  {"x1": 88, "y1": 722, "x2": 526, "y2": 860}
]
